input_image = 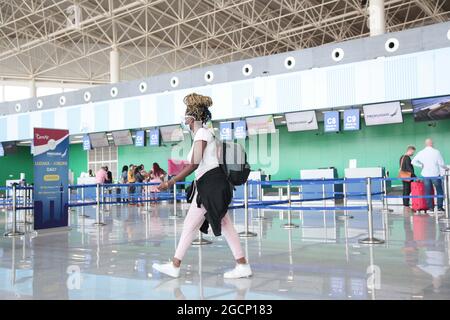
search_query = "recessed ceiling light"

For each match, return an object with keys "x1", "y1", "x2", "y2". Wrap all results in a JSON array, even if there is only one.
[{"x1": 273, "y1": 115, "x2": 284, "y2": 119}]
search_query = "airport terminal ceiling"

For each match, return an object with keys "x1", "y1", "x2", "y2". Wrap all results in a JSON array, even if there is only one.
[{"x1": 0, "y1": 0, "x2": 450, "y2": 85}]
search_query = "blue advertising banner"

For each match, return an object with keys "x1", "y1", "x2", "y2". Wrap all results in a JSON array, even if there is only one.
[
  {"x1": 233, "y1": 120, "x2": 247, "y2": 139},
  {"x1": 324, "y1": 111, "x2": 340, "y2": 133},
  {"x1": 149, "y1": 128, "x2": 160, "y2": 146},
  {"x1": 33, "y1": 128, "x2": 69, "y2": 231},
  {"x1": 343, "y1": 109, "x2": 361, "y2": 131},
  {"x1": 220, "y1": 122, "x2": 233, "y2": 140},
  {"x1": 82, "y1": 134, "x2": 91, "y2": 150},
  {"x1": 135, "y1": 130, "x2": 146, "y2": 147}
]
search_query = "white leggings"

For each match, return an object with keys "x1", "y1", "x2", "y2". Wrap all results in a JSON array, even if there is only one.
[{"x1": 174, "y1": 192, "x2": 245, "y2": 261}]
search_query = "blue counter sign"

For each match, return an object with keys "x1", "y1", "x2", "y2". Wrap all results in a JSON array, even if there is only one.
[
  {"x1": 344, "y1": 109, "x2": 360, "y2": 131},
  {"x1": 82, "y1": 134, "x2": 91, "y2": 150},
  {"x1": 220, "y1": 122, "x2": 233, "y2": 140},
  {"x1": 233, "y1": 120, "x2": 247, "y2": 139},
  {"x1": 149, "y1": 128, "x2": 160, "y2": 146},
  {"x1": 135, "y1": 130, "x2": 146, "y2": 147},
  {"x1": 324, "y1": 111, "x2": 340, "y2": 133}
]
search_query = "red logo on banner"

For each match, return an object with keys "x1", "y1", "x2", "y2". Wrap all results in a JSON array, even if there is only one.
[{"x1": 33, "y1": 128, "x2": 69, "y2": 147}]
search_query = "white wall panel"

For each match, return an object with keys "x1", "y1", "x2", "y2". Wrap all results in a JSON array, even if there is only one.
[
  {"x1": 6, "y1": 115, "x2": 18, "y2": 141},
  {"x1": 2, "y1": 46, "x2": 450, "y2": 142}
]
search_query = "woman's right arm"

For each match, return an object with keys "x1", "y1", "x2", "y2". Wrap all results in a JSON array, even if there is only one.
[{"x1": 158, "y1": 140, "x2": 206, "y2": 190}]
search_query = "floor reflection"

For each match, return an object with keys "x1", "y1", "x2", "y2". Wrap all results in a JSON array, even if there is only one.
[{"x1": 0, "y1": 203, "x2": 449, "y2": 299}]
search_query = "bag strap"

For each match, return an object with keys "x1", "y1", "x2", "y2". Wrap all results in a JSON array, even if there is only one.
[
  {"x1": 400, "y1": 155, "x2": 406, "y2": 171},
  {"x1": 223, "y1": 142, "x2": 228, "y2": 175}
]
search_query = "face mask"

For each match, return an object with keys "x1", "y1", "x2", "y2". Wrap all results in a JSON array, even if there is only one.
[{"x1": 181, "y1": 115, "x2": 195, "y2": 131}]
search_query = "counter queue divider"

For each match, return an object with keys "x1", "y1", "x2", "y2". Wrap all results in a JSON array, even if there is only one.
[
  {"x1": 440, "y1": 172, "x2": 450, "y2": 229},
  {"x1": 239, "y1": 181, "x2": 257, "y2": 238},
  {"x1": 282, "y1": 178, "x2": 299, "y2": 229},
  {"x1": 338, "y1": 177, "x2": 354, "y2": 220},
  {"x1": 4, "y1": 184, "x2": 25, "y2": 237},
  {"x1": 358, "y1": 177, "x2": 385, "y2": 245},
  {"x1": 93, "y1": 183, "x2": 106, "y2": 227}
]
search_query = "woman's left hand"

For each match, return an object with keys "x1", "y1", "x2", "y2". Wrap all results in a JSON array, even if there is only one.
[
  {"x1": 158, "y1": 180, "x2": 173, "y2": 191},
  {"x1": 157, "y1": 181, "x2": 168, "y2": 191}
]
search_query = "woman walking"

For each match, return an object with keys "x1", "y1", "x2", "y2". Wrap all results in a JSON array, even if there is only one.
[{"x1": 152, "y1": 93, "x2": 252, "y2": 279}]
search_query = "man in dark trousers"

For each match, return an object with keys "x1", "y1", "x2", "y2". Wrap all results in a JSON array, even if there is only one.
[{"x1": 400, "y1": 146, "x2": 416, "y2": 207}]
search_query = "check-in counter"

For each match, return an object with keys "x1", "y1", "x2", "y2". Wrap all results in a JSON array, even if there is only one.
[
  {"x1": 344, "y1": 167, "x2": 387, "y2": 201},
  {"x1": 300, "y1": 168, "x2": 342, "y2": 202}
]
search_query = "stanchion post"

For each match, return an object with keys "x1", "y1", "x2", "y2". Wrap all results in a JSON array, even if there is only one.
[
  {"x1": 168, "y1": 182, "x2": 178, "y2": 219},
  {"x1": 381, "y1": 176, "x2": 393, "y2": 213},
  {"x1": 4, "y1": 184, "x2": 25, "y2": 237},
  {"x1": 239, "y1": 181, "x2": 257, "y2": 237},
  {"x1": 322, "y1": 177, "x2": 326, "y2": 207},
  {"x1": 192, "y1": 230, "x2": 212, "y2": 246},
  {"x1": 145, "y1": 183, "x2": 150, "y2": 212},
  {"x1": 338, "y1": 177, "x2": 353, "y2": 220},
  {"x1": 359, "y1": 177, "x2": 384, "y2": 245},
  {"x1": 24, "y1": 187, "x2": 32, "y2": 225},
  {"x1": 253, "y1": 180, "x2": 266, "y2": 220},
  {"x1": 288, "y1": 179, "x2": 292, "y2": 207},
  {"x1": 140, "y1": 183, "x2": 150, "y2": 214},
  {"x1": 79, "y1": 186, "x2": 89, "y2": 218},
  {"x1": 441, "y1": 173, "x2": 450, "y2": 231},
  {"x1": 93, "y1": 183, "x2": 106, "y2": 226},
  {"x1": 282, "y1": 179, "x2": 299, "y2": 229}
]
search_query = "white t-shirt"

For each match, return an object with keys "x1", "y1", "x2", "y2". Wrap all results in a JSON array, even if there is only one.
[
  {"x1": 411, "y1": 146, "x2": 447, "y2": 177},
  {"x1": 187, "y1": 127, "x2": 219, "y2": 179}
]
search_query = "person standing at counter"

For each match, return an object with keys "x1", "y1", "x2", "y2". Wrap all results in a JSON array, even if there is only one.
[
  {"x1": 128, "y1": 165, "x2": 136, "y2": 205},
  {"x1": 120, "y1": 165, "x2": 129, "y2": 203},
  {"x1": 95, "y1": 167, "x2": 108, "y2": 184},
  {"x1": 399, "y1": 146, "x2": 416, "y2": 207},
  {"x1": 412, "y1": 139, "x2": 447, "y2": 212},
  {"x1": 105, "y1": 166, "x2": 113, "y2": 184}
]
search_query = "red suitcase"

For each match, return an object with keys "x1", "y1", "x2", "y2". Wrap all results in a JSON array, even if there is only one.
[{"x1": 411, "y1": 181, "x2": 433, "y2": 212}]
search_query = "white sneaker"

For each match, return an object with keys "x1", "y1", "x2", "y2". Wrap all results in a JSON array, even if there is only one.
[
  {"x1": 224, "y1": 264, "x2": 252, "y2": 279},
  {"x1": 152, "y1": 262, "x2": 180, "y2": 278}
]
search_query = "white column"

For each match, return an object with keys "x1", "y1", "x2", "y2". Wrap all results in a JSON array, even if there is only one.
[
  {"x1": 369, "y1": 0, "x2": 385, "y2": 37},
  {"x1": 110, "y1": 48, "x2": 120, "y2": 83},
  {"x1": 29, "y1": 78, "x2": 36, "y2": 98}
]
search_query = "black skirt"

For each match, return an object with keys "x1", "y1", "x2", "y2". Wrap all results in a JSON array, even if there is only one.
[{"x1": 195, "y1": 167, "x2": 233, "y2": 236}]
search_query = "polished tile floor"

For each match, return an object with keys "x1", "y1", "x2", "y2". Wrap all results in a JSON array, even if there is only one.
[{"x1": 0, "y1": 201, "x2": 449, "y2": 300}]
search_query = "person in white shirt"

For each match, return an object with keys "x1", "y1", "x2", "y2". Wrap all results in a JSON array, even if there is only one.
[
  {"x1": 152, "y1": 93, "x2": 252, "y2": 279},
  {"x1": 411, "y1": 139, "x2": 447, "y2": 211}
]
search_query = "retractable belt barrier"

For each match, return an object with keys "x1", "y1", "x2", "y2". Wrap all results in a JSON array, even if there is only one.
[{"x1": 3, "y1": 173, "x2": 449, "y2": 236}]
